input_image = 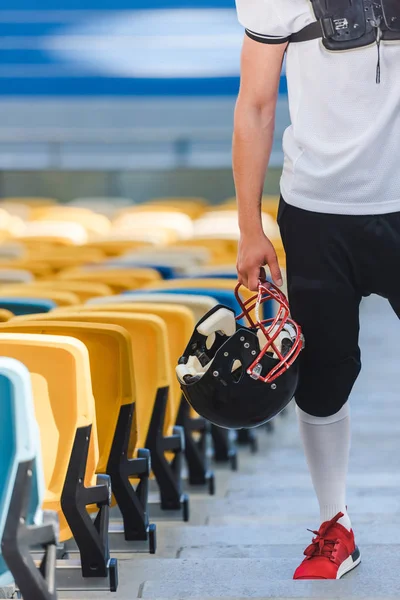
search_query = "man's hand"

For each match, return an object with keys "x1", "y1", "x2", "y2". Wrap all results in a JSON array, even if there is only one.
[{"x1": 237, "y1": 231, "x2": 283, "y2": 291}]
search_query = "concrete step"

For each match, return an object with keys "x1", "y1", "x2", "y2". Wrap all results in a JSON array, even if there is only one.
[
  {"x1": 148, "y1": 524, "x2": 400, "y2": 558},
  {"x1": 66, "y1": 550, "x2": 396, "y2": 599}
]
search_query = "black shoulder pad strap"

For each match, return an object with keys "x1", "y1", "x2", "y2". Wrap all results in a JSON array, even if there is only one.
[{"x1": 289, "y1": 21, "x2": 324, "y2": 43}]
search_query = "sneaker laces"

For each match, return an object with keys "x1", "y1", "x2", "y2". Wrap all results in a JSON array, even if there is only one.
[{"x1": 303, "y1": 512, "x2": 344, "y2": 559}]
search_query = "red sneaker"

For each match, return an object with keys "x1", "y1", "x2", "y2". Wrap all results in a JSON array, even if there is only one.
[{"x1": 293, "y1": 512, "x2": 361, "y2": 580}]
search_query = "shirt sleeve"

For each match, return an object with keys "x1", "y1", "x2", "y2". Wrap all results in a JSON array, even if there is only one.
[{"x1": 235, "y1": 0, "x2": 292, "y2": 44}]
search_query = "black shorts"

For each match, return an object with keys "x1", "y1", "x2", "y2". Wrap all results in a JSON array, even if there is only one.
[{"x1": 277, "y1": 196, "x2": 400, "y2": 417}]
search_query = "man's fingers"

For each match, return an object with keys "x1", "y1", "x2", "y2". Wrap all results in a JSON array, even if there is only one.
[
  {"x1": 259, "y1": 266, "x2": 267, "y2": 282},
  {"x1": 266, "y1": 249, "x2": 283, "y2": 287},
  {"x1": 247, "y1": 267, "x2": 260, "y2": 292},
  {"x1": 237, "y1": 269, "x2": 248, "y2": 290}
]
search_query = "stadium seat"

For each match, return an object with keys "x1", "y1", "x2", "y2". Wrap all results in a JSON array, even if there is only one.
[
  {"x1": 26, "y1": 247, "x2": 106, "y2": 272},
  {"x1": 112, "y1": 211, "x2": 194, "y2": 241},
  {"x1": 132, "y1": 197, "x2": 208, "y2": 219},
  {"x1": 88, "y1": 292, "x2": 218, "y2": 324},
  {"x1": 27, "y1": 311, "x2": 188, "y2": 519},
  {"x1": 171, "y1": 238, "x2": 238, "y2": 265},
  {"x1": 130, "y1": 284, "x2": 257, "y2": 466},
  {"x1": 0, "y1": 320, "x2": 155, "y2": 552},
  {"x1": 0, "y1": 333, "x2": 117, "y2": 591},
  {"x1": 68, "y1": 197, "x2": 133, "y2": 218},
  {"x1": 0, "y1": 269, "x2": 34, "y2": 285},
  {"x1": 140, "y1": 279, "x2": 271, "y2": 321},
  {"x1": 0, "y1": 260, "x2": 52, "y2": 279},
  {"x1": 15, "y1": 221, "x2": 89, "y2": 246},
  {"x1": 116, "y1": 247, "x2": 211, "y2": 270},
  {"x1": 58, "y1": 266, "x2": 161, "y2": 293},
  {"x1": 0, "y1": 288, "x2": 79, "y2": 307},
  {"x1": 0, "y1": 357, "x2": 58, "y2": 600},
  {"x1": 32, "y1": 207, "x2": 111, "y2": 237},
  {"x1": 26, "y1": 281, "x2": 113, "y2": 303},
  {"x1": 84, "y1": 300, "x2": 214, "y2": 493},
  {"x1": 0, "y1": 309, "x2": 13, "y2": 322},
  {"x1": 105, "y1": 261, "x2": 177, "y2": 280},
  {"x1": 0, "y1": 298, "x2": 56, "y2": 315}
]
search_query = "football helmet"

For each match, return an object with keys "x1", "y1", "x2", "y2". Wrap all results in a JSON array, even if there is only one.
[{"x1": 176, "y1": 280, "x2": 304, "y2": 429}]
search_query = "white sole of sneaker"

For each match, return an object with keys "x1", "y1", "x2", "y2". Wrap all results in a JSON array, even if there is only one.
[{"x1": 336, "y1": 546, "x2": 361, "y2": 579}]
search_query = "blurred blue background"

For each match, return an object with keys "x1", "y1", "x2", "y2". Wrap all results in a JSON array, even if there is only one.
[{"x1": 0, "y1": 1, "x2": 288, "y2": 200}]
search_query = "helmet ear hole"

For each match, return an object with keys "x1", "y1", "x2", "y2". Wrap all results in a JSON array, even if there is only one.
[{"x1": 231, "y1": 359, "x2": 243, "y2": 383}]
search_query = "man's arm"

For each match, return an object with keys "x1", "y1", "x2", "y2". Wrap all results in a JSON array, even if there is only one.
[{"x1": 233, "y1": 34, "x2": 287, "y2": 291}]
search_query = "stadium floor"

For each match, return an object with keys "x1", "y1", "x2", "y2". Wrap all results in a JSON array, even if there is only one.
[{"x1": 62, "y1": 294, "x2": 400, "y2": 599}]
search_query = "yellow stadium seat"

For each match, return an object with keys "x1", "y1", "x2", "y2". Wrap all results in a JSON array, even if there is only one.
[
  {"x1": 15, "y1": 221, "x2": 89, "y2": 246},
  {"x1": 141, "y1": 277, "x2": 256, "y2": 321},
  {"x1": 27, "y1": 247, "x2": 106, "y2": 272},
  {"x1": 120, "y1": 198, "x2": 207, "y2": 220},
  {"x1": 87, "y1": 292, "x2": 218, "y2": 323},
  {"x1": 0, "y1": 260, "x2": 52, "y2": 279},
  {"x1": 57, "y1": 266, "x2": 161, "y2": 293},
  {"x1": 0, "y1": 286, "x2": 80, "y2": 306},
  {"x1": 29, "y1": 280, "x2": 113, "y2": 303},
  {"x1": 0, "y1": 333, "x2": 117, "y2": 588},
  {"x1": 81, "y1": 301, "x2": 215, "y2": 494},
  {"x1": 31, "y1": 207, "x2": 111, "y2": 237},
  {"x1": 83, "y1": 239, "x2": 155, "y2": 258},
  {"x1": 0, "y1": 320, "x2": 154, "y2": 549},
  {"x1": 0, "y1": 308, "x2": 13, "y2": 321},
  {"x1": 69, "y1": 302, "x2": 194, "y2": 429},
  {"x1": 111, "y1": 211, "x2": 193, "y2": 242},
  {"x1": 26, "y1": 310, "x2": 188, "y2": 517}
]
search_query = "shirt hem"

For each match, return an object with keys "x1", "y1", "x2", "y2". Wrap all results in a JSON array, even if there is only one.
[{"x1": 280, "y1": 188, "x2": 400, "y2": 216}]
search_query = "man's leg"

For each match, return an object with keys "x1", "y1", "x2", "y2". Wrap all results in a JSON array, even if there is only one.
[
  {"x1": 296, "y1": 402, "x2": 352, "y2": 531},
  {"x1": 278, "y1": 198, "x2": 361, "y2": 532}
]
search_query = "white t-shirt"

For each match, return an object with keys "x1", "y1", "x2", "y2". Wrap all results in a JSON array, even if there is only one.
[{"x1": 235, "y1": 0, "x2": 400, "y2": 215}]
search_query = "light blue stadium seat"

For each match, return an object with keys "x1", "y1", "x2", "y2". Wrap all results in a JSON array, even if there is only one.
[
  {"x1": 0, "y1": 298, "x2": 56, "y2": 316},
  {"x1": 0, "y1": 357, "x2": 58, "y2": 600}
]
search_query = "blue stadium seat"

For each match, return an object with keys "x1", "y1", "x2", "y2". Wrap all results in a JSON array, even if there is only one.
[
  {"x1": 0, "y1": 357, "x2": 58, "y2": 600},
  {"x1": 0, "y1": 298, "x2": 56, "y2": 316},
  {"x1": 106, "y1": 261, "x2": 177, "y2": 280}
]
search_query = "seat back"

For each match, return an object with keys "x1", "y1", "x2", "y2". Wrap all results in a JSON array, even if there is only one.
[
  {"x1": 0, "y1": 309, "x2": 13, "y2": 322},
  {"x1": 0, "y1": 297, "x2": 56, "y2": 315},
  {"x1": 0, "y1": 269, "x2": 34, "y2": 285},
  {"x1": 87, "y1": 292, "x2": 217, "y2": 321},
  {"x1": 0, "y1": 333, "x2": 97, "y2": 542},
  {"x1": 0, "y1": 287, "x2": 80, "y2": 307},
  {"x1": 0, "y1": 358, "x2": 40, "y2": 587},
  {"x1": 139, "y1": 282, "x2": 269, "y2": 322},
  {"x1": 14, "y1": 312, "x2": 170, "y2": 454},
  {"x1": 0, "y1": 321, "x2": 135, "y2": 475},
  {"x1": 58, "y1": 267, "x2": 161, "y2": 292},
  {"x1": 25, "y1": 281, "x2": 113, "y2": 303},
  {"x1": 65, "y1": 303, "x2": 194, "y2": 428}
]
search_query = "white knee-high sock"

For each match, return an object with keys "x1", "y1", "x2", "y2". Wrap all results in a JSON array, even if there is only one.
[{"x1": 296, "y1": 401, "x2": 352, "y2": 531}]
